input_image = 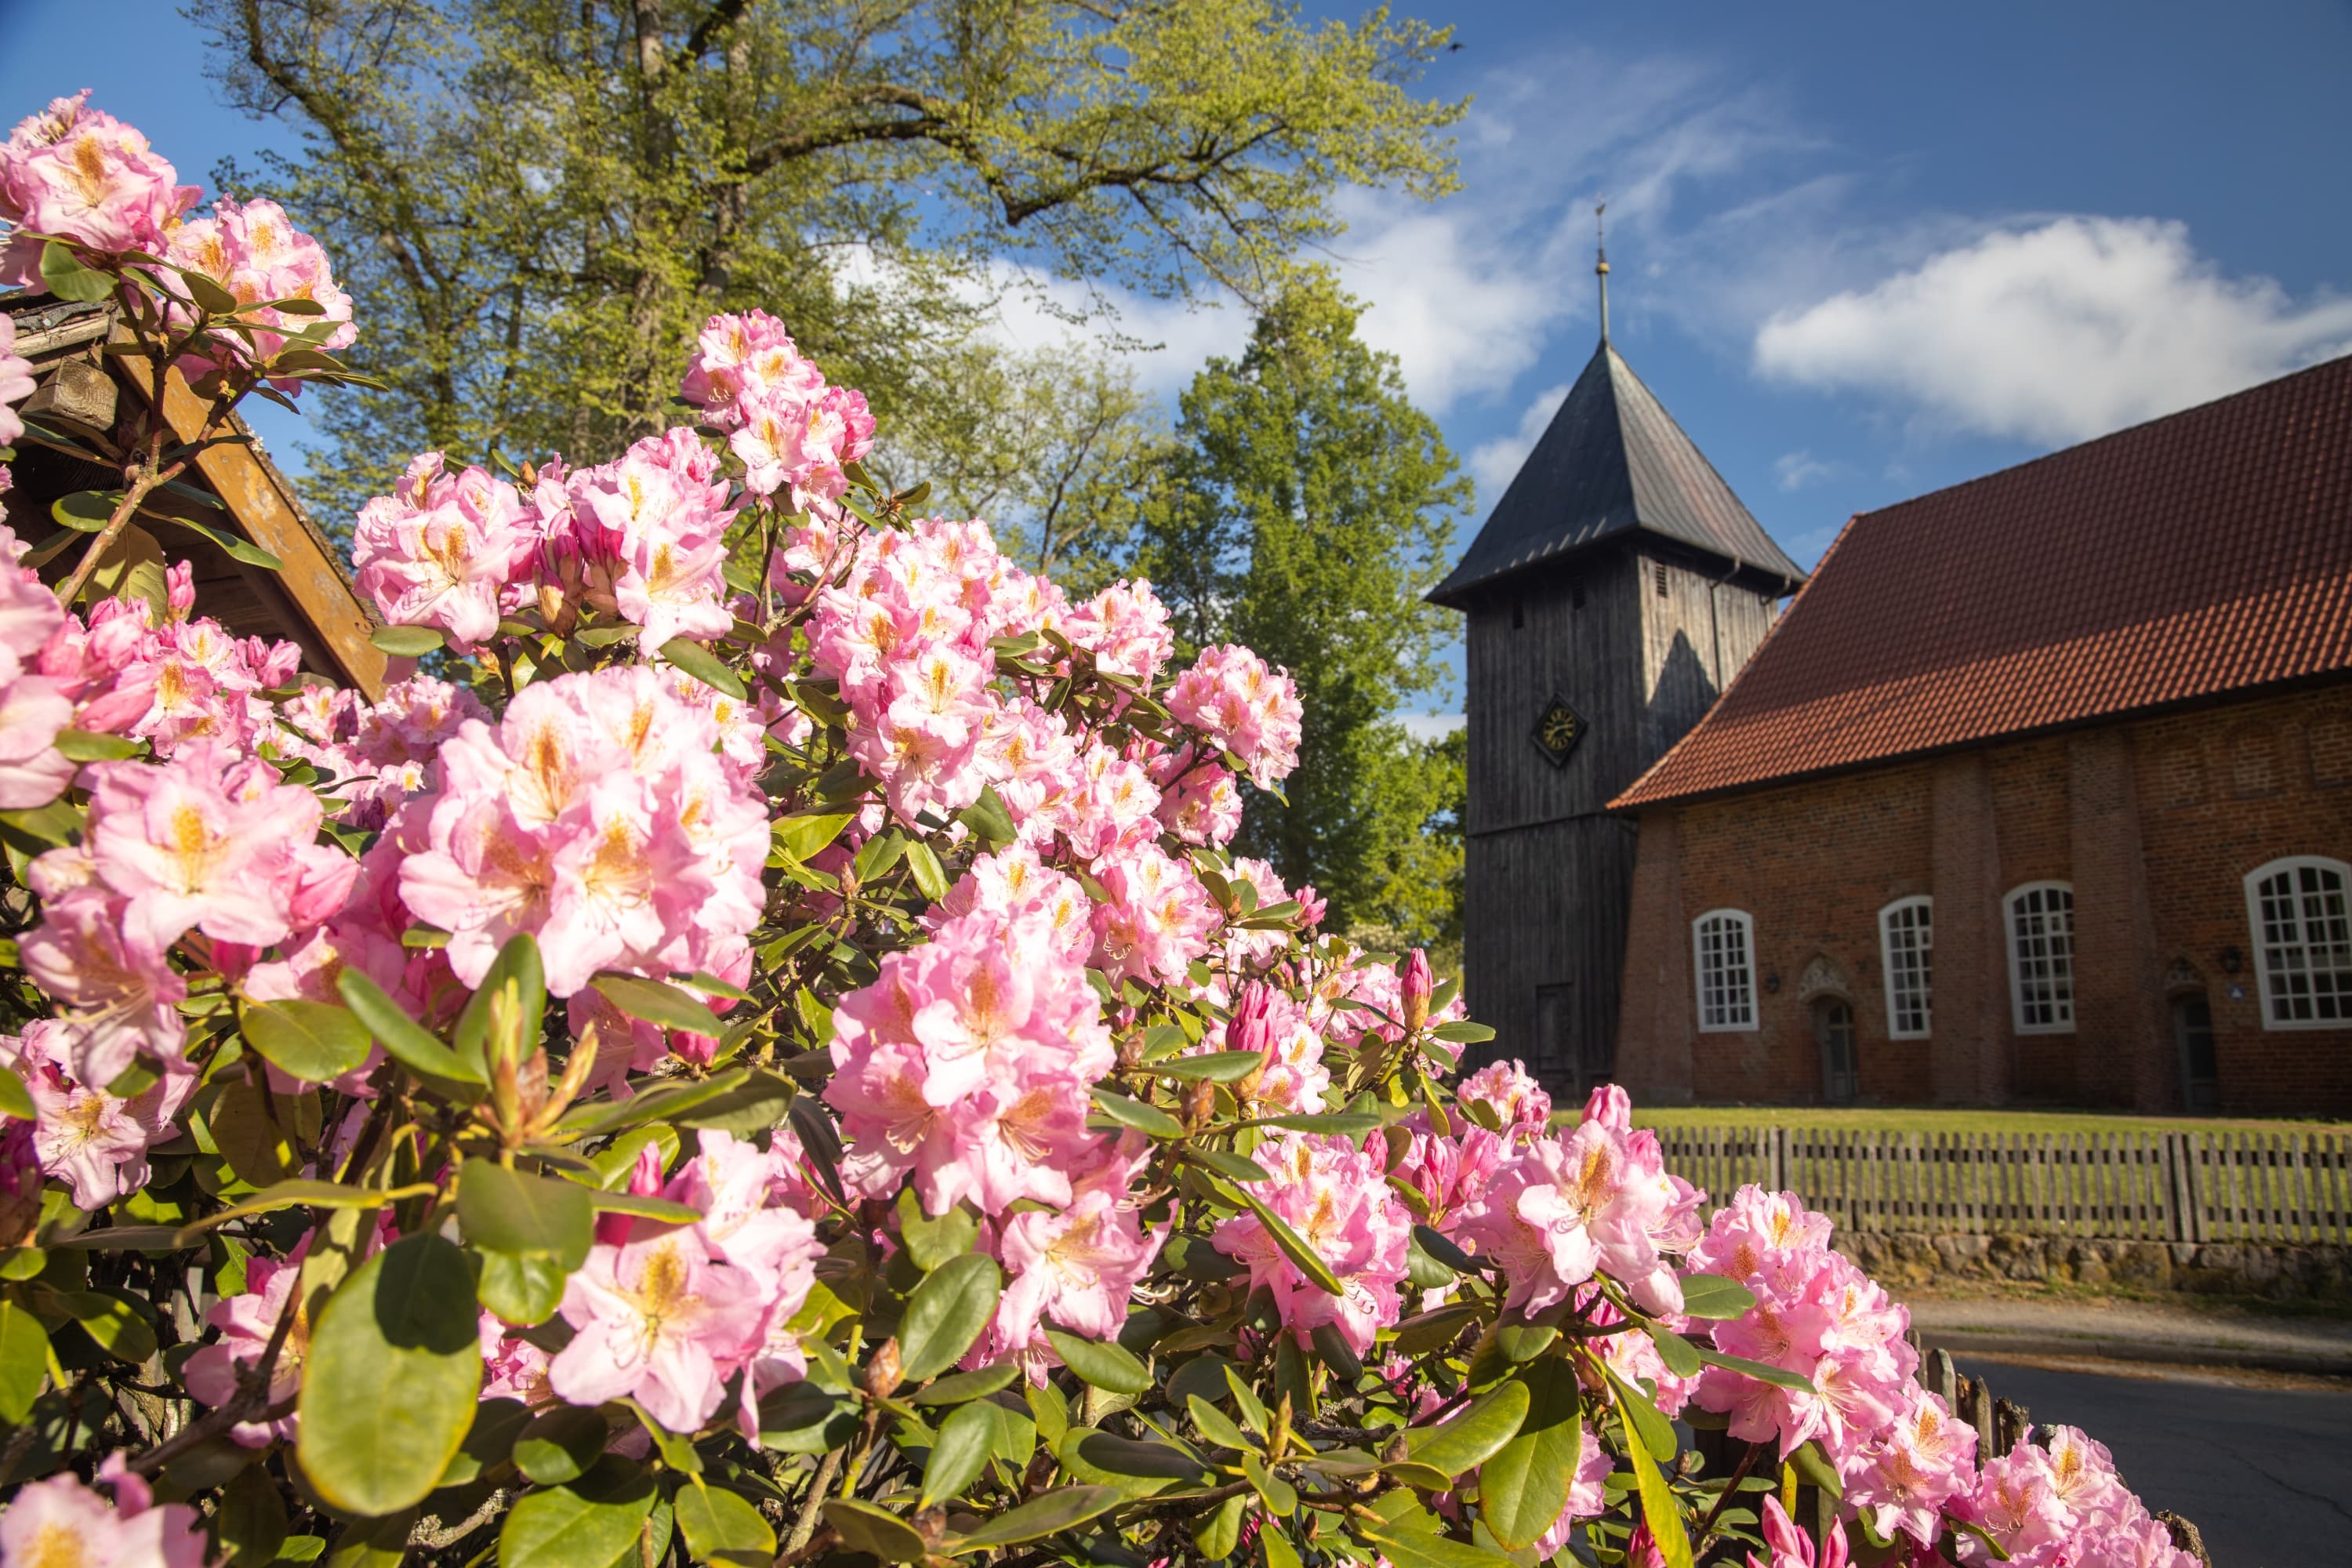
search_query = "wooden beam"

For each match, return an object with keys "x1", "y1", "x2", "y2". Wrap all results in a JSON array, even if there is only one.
[{"x1": 110, "y1": 336, "x2": 386, "y2": 699}]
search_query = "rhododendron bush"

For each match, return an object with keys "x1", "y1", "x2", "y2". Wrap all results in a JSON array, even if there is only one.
[{"x1": 0, "y1": 96, "x2": 2205, "y2": 1568}]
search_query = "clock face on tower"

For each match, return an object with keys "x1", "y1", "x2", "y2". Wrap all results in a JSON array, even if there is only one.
[{"x1": 1531, "y1": 694, "x2": 1586, "y2": 768}]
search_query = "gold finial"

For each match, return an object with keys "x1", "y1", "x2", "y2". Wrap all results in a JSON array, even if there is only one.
[{"x1": 1595, "y1": 201, "x2": 1611, "y2": 344}]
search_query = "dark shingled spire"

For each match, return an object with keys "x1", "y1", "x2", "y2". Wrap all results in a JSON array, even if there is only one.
[{"x1": 1427, "y1": 340, "x2": 1806, "y2": 608}]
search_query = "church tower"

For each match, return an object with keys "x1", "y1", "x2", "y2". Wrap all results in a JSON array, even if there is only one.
[{"x1": 1426, "y1": 236, "x2": 1806, "y2": 1098}]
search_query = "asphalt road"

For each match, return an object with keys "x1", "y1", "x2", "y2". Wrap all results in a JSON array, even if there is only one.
[{"x1": 1952, "y1": 1356, "x2": 2352, "y2": 1566}]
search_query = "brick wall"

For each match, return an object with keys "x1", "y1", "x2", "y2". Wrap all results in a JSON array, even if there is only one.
[{"x1": 1616, "y1": 681, "x2": 2352, "y2": 1113}]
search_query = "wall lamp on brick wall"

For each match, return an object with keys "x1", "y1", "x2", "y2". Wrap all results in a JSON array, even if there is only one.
[
  {"x1": 2221, "y1": 946, "x2": 2242, "y2": 975},
  {"x1": 1764, "y1": 971, "x2": 1782, "y2": 994}
]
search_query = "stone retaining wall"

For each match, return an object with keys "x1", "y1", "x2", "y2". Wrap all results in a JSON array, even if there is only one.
[{"x1": 1837, "y1": 1229, "x2": 2352, "y2": 1302}]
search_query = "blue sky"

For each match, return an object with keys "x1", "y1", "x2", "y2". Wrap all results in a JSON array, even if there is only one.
[{"x1": 8, "y1": 0, "x2": 2352, "y2": 728}]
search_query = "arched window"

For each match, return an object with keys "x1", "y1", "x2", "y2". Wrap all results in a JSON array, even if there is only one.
[
  {"x1": 2244, "y1": 857, "x2": 2352, "y2": 1029},
  {"x1": 1879, "y1": 897, "x2": 1933, "y2": 1039},
  {"x1": 1692, "y1": 910, "x2": 1758, "y2": 1032},
  {"x1": 2005, "y1": 882, "x2": 2076, "y2": 1033}
]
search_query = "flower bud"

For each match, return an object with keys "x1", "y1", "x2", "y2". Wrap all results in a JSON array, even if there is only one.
[
  {"x1": 1184, "y1": 1076, "x2": 1216, "y2": 1128},
  {"x1": 863, "y1": 1337, "x2": 902, "y2": 1399},
  {"x1": 1229, "y1": 982, "x2": 1276, "y2": 1104},
  {"x1": 1401, "y1": 948, "x2": 1433, "y2": 1035}
]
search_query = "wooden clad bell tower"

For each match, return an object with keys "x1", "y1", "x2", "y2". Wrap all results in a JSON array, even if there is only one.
[{"x1": 1426, "y1": 241, "x2": 1806, "y2": 1098}]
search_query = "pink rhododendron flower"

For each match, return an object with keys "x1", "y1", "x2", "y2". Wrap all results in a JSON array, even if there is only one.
[
  {"x1": 1455, "y1": 1116, "x2": 1687, "y2": 1317},
  {"x1": 1843, "y1": 1387, "x2": 1978, "y2": 1545},
  {"x1": 352, "y1": 454, "x2": 532, "y2": 648},
  {"x1": 163, "y1": 194, "x2": 355, "y2": 386},
  {"x1": 550, "y1": 1221, "x2": 768, "y2": 1434},
  {"x1": 1745, "y1": 1496, "x2": 1848, "y2": 1568},
  {"x1": 0, "y1": 520, "x2": 73, "y2": 809},
  {"x1": 18, "y1": 881, "x2": 191, "y2": 1088},
  {"x1": 0, "y1": 90, "x2": 198, "y2": 285},
  {"x1": 183, "y1": 1243, "x2": 314, "y2": 1446},
  {"x1": 1211, "y1": 1132, "x2": 1412, "y2": 1356},
  {"x1": 0, "y1": 312, "x2": 34, "y2": 448},
  {"x1": 1164, "y1": 644, "x2": 1302, "y2": 788},
  {"x1": 1457, "y1": 1058, "x2": 1551, "y2": 1137},
  {"x1": 0, "y1": 1018, "x2": 194, "y2": 1209},
  {"x1": 0, "y1": 1470, "x2": 210, "y2": 1568}
]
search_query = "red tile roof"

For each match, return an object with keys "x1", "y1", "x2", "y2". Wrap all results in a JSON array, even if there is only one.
[{"x1": 1613, "y1": 354, "x2": 2352, "y2": 810}]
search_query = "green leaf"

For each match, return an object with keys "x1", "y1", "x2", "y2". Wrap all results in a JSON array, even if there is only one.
[
  {"x1": 822, "y1": 1500, "x2": 926, "y2": 1564},
  {"x1": 56, "y1": 1290, "x2": 157, "y2": 1365},
  {"x1": 177, "y1": 1178, "x2": 427, "y2": 1240},
  {"x1": 438, "y1": 1398, "x2": 533, "y2": 1487},
  {"x1": 1216, "y1": 1179, "x2": 1343, "y2": 1298},
  {"x1": 1059, "y1": 1430, "x2": 1212, "y2": 1494},
  {"x1": 1264, "y1": 1526, "x2": 1305, "y2": 1568},
  {"x1": 296, "y1": 1234, "x2": 484, "y2": 1515},
  {"x1": 1477, "y1": 1363, "x2": 1584, "y2": 1551},
  {"x1": 898, "y1": 1253, "x2": 1000, "y2": 1384},
  {"x1": 1196, "y1": 1494, "x2": 1247, "y2": 1560},
  {"x1": 1617, "y1": 1401, "x2": 1695, "y2": 1568},
  {"x1": 459, "y1": 1160, "x2": 593, "y2": 1266},
  {"x1": 454, "y1": 934, "x2": 546, "y2": 1076},
  {"x1": 1187, "y1": 1393, "x2": 1259, "y2": 1454},
  {"x1": 1243, "y1": 1452, "x2": 1298, "y2": 1515},
  {"x1": 590, "y1": 973, "x2": 717, "y2": 1036},
  {"x1": 1676, "y1": 1272, "x2": 1759, "y2": 1320},
  {"x1": 1044, "y1": 1327, "x2": 1151, "y2": 1395},
  {"x1": 218, "y1": 1461, "x2": 289, "y2": 1564},
  {"x1": 155, "y1": 509, "x2": 282, "y2": 571},
  {"x1": 368, "y1": 625, "x2": 444, "y2": 657},
  {"x1": 40, "y1": 240, "x2": 114, "y2": 301},
  {"x1": 0, "y1": 1067, "x2": 34, "y2": 1123},
  {"x1": 51, "y1": 491, "x2": 118, "y2": 532},
  {"x1": 1249, "y1": 1111, "x2": 1382, "y2": 1136},
  {"x1": 1694, "y1": 1344, "x2": 1815, "y2": 1393},
  {"x1": 1429, "y1": 1022, "x2": 1495, "y2": 1044},
  {"x1": 514, "y1": 1406, "x2": 612, "y2": 1486},
  {"x1": 895, "y1": 1188, "x2": 978, "y2": 1271},
  {"x1": 586, "y1": 1189, "x2": 702, "y2": 1225},
  {"x1": 181, "y1": 269, "x2": 242, "y2": 314},
  {"x1": 241, "y1": 1000, "x2": 372, "y2": 1084},
  {"x1": 50, "y1": 728, "x2": 141, "y2": 762},
  {"x1": 946, "y1": 1486, "x2": 1123, "y2": 1553},
  {"x1": 1308, "y1": 1323, "x2": 1363, "y2": 1380},
  {"x1": 1645, "y1": 1325, "x2": 1703, "y2": 1379},
  {"x1": 956, "y1": 786, "x2": 1017, "y2": 848},
  {"x1": 773, "y1": 811, "x2": 855, "y2": 862},
  {"x1": 1089, "y1": 1089, "x2": 1183, "y2": 1139},
  {"x1": 675, "y1": 1484, "x2": 775, "y2": 1567},
  {"x1": 910, "y1": 1363, "x2": 1021, "y2": 1406},
  {"x1": 1404, "y1": 1379, "x2": 1529, "y2": 1477},
  {"x1": 1156, "y1": 1051, "x2": 1265, "y2": 1083},
  {"x1": 1607, "y1": 1370, "x2": 1678, "y2": 1463},
  {"x1": 1186, "y1": 1148, "x2": 1272, "y2": 1185},
  {"x1": 1790, "y1": 1439, "x2": 1843, "y2": 1501},
  {"x1": 903, "y1": 839, "x2": 949, "y2": 902},
  {"x1": 1225, "y1": 1367, "x2": 1272, "y2": 1436},
  {"x1": 659, "y1": 637, "x2": 746, "y2": 701},
  {"x1": 0, "y1": 1299, "x2": 51, "y2": 1422},
  {"x1": 336, "y1": 971, "x2": 484, "y2": 1085},
  {"x1": 921, "y1": 1399, "x2": 999, "y2": 1506},
  {"x1": 1363, "y1": 1527, "x2": 1522, "y2": 1568},
  {"x1": 499, "y1": 1461, "x2": 658, "y2": 1568}
]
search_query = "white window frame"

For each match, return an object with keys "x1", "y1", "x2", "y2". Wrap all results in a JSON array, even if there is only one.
[
  {"x1": 2004, "y1": 882, "x2": 2077, "y2": 1035},
  {"x1": 1692, "y1": 909, "x2": 1759, "y2": 1033},
  {"x1": 1879, "y1": 897, "x2": 1934, "y2": 1039},
  {"x1": 2244, "y1": 856, "x2": 2352, "y2": 1030}
]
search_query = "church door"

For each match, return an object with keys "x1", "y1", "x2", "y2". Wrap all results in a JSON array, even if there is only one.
[
  {"x1": 2172, "y1": 993, "x2": 2220, "y2": 1112},
  {"x1": 1813, "y1": 997, "x2": 1858, "y2": 1105}
]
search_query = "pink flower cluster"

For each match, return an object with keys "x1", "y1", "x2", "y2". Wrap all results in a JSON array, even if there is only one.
[
  {"x1": 0, "y1": 1018, "x2": 194, "y2": 1210},
  {"x1": 0, "y1": 90, "x2": 196, "y2": 286},
  {"x1": 550, "y1": 1131, "x2": 823, "y2": 1434},
  {"x1": 826, "y1": 892, "x2": 1114, "y2": 1216},
  {"x1": 0, "y1": 521, "x2": 73, "y2": 810},
  {"x1": 1164, "y1": 644, "x2": 1304, "y2": 789},
  {"x1": 164, "y1": 194, "x2": 357, "y2": 383},
  {"x1": 352, "y1": 454, "x2": 534, "y2": 648},
  {"x1": 394, "y1": 664, "x2": 769, "y2": 997},
  {"x1": 1, "y1": 311, "x2": 33, "y2": 448},
  {"x1": 1454, "y1": 1084, "x2": 1703, "y2": 1319},
  {"x1": 22, "y1": 739, "x2": 354, "y2": 1086},
  {"x1": 0, "y1": 1467, "x2": 208, "y2": 1568},
  {"x1": 1956, "y1": 1425, "x2": 2198, "y2": 1568},
  {"x1": 1212, "y1": 1131, "x2": 1414, "y2": 1357},
  {"x1": 680, "y1": 309, "x2": 873, "y2": 505}
]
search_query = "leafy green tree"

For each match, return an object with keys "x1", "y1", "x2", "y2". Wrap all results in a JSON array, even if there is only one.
[
  {"x1": 893, "y1": 342, "x2": 1174, "y2": 596},
  {"x1": 1143, "y1": 269, "x2": 1469, "y2": 937},
  {"x1": 192, "y1": 0, "x2": 1463, "y2": 522}
]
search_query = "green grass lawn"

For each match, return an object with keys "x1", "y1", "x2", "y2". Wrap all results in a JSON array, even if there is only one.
[{"x1": 1629, "y1": 1105, "x2": 2350, "y2": 1137}]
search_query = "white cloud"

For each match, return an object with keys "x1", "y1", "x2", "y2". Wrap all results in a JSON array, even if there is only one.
[
  {"x1": 1400, "y1": 712, "x2": 1465, "y2": 741},
  {"x1": 1469, "y1": 383, "x2": 1569, "y2": 497},
  {"x1": 1772, "y1": 450, "x2": 1838, "y2": 491},
  {"x1": 1753, "y1": 217, "x2": 2352, "y2": 445}
]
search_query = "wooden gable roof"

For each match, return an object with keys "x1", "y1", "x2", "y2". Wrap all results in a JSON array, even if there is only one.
[{"x1": 5, "y1": 291, "x2": 385, "y2": 699}]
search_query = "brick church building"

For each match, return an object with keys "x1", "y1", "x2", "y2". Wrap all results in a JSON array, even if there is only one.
[{"x1": 1610, "y1": 354, "x2": 2352, "y2": 1116}]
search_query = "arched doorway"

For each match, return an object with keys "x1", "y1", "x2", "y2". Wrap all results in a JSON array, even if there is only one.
[
  {"x1": 1813, "y1": 997, "x2": 1858, "y2": 1105},
  {"x1": 2172, "y1": 992, "x2": 2219, "y2": 1112}
]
